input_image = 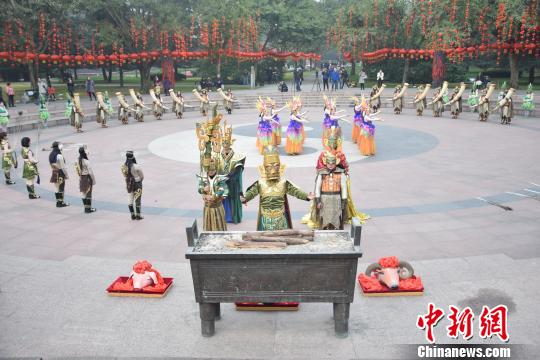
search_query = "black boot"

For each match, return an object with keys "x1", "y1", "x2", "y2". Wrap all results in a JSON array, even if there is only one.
[
  {"x1": 128, "y1": 205, "x2": 136, "y2": 220},
  {"x1": 84, "y1": 199, "x2": 97, "y2": 213},
  {"x1": 5, "y1": 173, "x2": 15, "y2": 185},
  {"x1": 27, "y1": 185, "x2": 40, "y2": 199},
  {"x1": 55, "y1": 193, "x2": 62, "y2": 207},
  {"x1": 135, "y1": 206, "x2": 144, "y2": 220},
  {"x1": 57, "y1": 193, "x2": 69, "y2": 207}
]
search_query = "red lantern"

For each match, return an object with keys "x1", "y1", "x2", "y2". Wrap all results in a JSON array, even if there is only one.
[
  {"x1": 97, "y1": 54, "x2": 106, "y2": 64},
  {"x1": 75, "y1": 55, "x2": 84, "y2": 64},
  {"x1": 50, "y1": 54, "x2": 60, "y2": 64},
  {"x1": 62, "y1": 55, "x2": 71, "y2": 64},
  {"x1": 162, "y1": 49, "x2": 170, "y2": 57},
  {"x1": 140, "y1": 52, "x2": 148, "y2": 61},
  {"x1": 526, "y1": 43, "x2": 536, "y2": 54},
  {"x1": 25, "y1": 53, "x2": 36, "y2": 62},
  {"x1": 130, "y1": 53, "x2": 139, "y2": 62},
  {"x1": 109, "y1": 54, "x2": 118, "y2": 63},
  {"x1": 513, "y1": 43, "x2": 523, "y2": 54},
  {"x1": 150, "y1": 50, "x2": 159, "y2": 59},
  {"x1": 399, "y1": 49, "x2": 406, "y2": 57},
  {"x1": 479, "y1": 45, "x2": 487, "y2": 53},
  {"x1": 85, "y1": 54, "x2": 95, "y2": 64},
  {"x1": 38, "y1": 53, "x2": 49, "y2": 63}
]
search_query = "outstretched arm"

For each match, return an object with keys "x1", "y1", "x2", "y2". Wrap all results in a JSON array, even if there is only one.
[{"x1": 242, "y1": 181, "x2": 259, "y2": 203}]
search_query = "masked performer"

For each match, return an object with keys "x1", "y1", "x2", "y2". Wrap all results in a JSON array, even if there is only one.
[
  {"x1": 478, "y1": 84, "x2": 495, "y2": 122},
  {"x1": 121, "y1": 151, "x2": 144, "y2": 220},
  {"x1": 256, "y1": 97, "x2": 274, "y2": 154},
  {"x1": 218, "y1": 88, "x2": 236, "y2": 114},
  {"x1": 21, "y1": 137, "x2": 40, "y2": 198},
  {"x1": 221, "y1": 121, "x2": 246, "y2": 224},
  {"x1": 70, "y1": 93, "x2": 84, "y2": 133},
  {"x1": 285, "y1": 97, "x2": 309, "y2": 155},
  {"x1": 391, "y1": 83, "x2": 408, "y2": 115},
  {"x1": 447, "y1": 83, "x2": 465, "y2": 119},
  {"x1": 413, "y1": 84, "x2": 430, "y2": 116},
  {"x1": 313, "y1": 152, "x2": 347, "y2": 230},
  {"x1": 130, "y1": 89, "x2": 147, "y2": 122},
  {"x1": 49, "y1": 141, "x2": 69, "y2": 207},
  {"x1": 193, "y1": 88, "x2": 213, "y2": 117},
  {"x1": 1, "y1": 131, "x2": 16, "y2": 185},
  {"x1": 522, "y1": 84, "x2": 534, "y2": 116},
  {"x1": 39, "y1": 94, "x2": 49, "y2": 127},
  {"x1": 96, "y1": 92, "x2": 111, "y2": 128},
  {"x1": 197, "y1": 156, "x2": 229, "y2": 231},
  {"x1": 241, "y1": 146, "x2": 313, "y2": 230},
  {"x1": 75, "y1": 145, "x2": 97, "y2": 213}
]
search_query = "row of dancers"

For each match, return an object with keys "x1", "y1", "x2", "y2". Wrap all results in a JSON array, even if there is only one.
[{"x1": 255, "y1": 95, "x2": 381, "y2": 157}]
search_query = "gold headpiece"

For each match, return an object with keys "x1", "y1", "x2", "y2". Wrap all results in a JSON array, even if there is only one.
[
  {"x1": 323, "y1": 95, "x2": 336, "y2": 112},
  {"x1": 202, "y1": 156, "x2": 218, "y2": 172},
  {"x1": 256, "y1": 97, "x2": 268, "y2": 114},
  {"x1": 286, "y1": 96, "x2": 302, "y2": 113},
  {"x1": 222, "y1": 120, "x2": 235, "y2": 148},
  {"x1": 259, "y1": 145, "x2": 285, "y2": 179},
  {"x1": 266, "y1": 97, "x2": 276, "y2": 107},
  {"x1": 263, "y1": 145, "x2": 280, "y2": 166},
  {"x1": 322, "y1": 150, "x2": 340, "y2": 166}
]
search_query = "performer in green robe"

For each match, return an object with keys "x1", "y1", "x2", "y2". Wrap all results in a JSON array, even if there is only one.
[
  {"x1": 221, "y1": 121, "x2": 245, "y2": 224},
  {"x1": 241, "y1": 146, "x2": 313, "y2": 230},
  {"x1": 1, "y1": 131, "x2": 16, "y2": 185},
  {"x1": 39, "y1": 94, "x2": 49, "y2": 127},
  {"x1": 21, "y1": 137, "x2": 40, "y2": 198},
  {"x1": 0, "y1": 101, "x2": 10, "y2": 130},
  {"x1": 522, "y1": 83, "x2": 534, "y2": 116}
]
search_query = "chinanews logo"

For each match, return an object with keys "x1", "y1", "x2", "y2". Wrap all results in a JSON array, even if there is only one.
[{"x1": 414, "y1": 303, "x2": 511, "y2": 359}]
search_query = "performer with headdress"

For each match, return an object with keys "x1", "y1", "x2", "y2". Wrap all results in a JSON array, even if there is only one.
[
  {"x1": 197, "y1": 156, "x2": 229, "y2": 231},
  {"x1": 218, "y1": 88, "x2": 236, "y2": 114},
  {"x1": 121, "y1": 151, "x2": 144, "y2": 220},
  {"x1": 241, "y1": 146, "x2": 313, "y2": 230},
  {"x1": 221, "y1": 121, "x2": 245, "y2": 224},
  {"x1": 129, "y1": 89, "x2": 147, "y2": 122},
  {"x1": 255, "y1": 97, "x2": 274, "y2": 154},
  {"x1": 522, "y1": 83, "x2": 534, "y2": 116},
  {"x1": 0, "y1": 101, "x2": 9, "y2": 131},
  {"x1": 49, "y1": 141, "x2": 69, "y2": 207},
  {"x1": 70, "y1": 93, "x2": 84, "y2": 133},
  {"x1": 322, "y1": 95, "x2": 346, "y2": 149},
  {"x1": 21, "y1": 137, "x2": 39, "y2": 198},
  {"x1": 313, "y1": 152, "x2": 347, "y2": 230},
  {"x1": 75, "y1": 145, "x2": 97, "y2": 213},
  {"x1": 493, "y1": 87, "x2": 515, "y2": 125},
  {"x1": 285, "y1": 96, "x2": 309, "y2": 155},
  {"x1": 116, "y1": 92, "x2": 132, "y2": 124},
  {"x1": 478, "y1": 83, "x2": 495, "y2": 122},
  {"x1": 96, "y1": 92, "x2": 111, "y2": 128},
  {"x1": 468, "y1": 83, "x2": 479, "y2": 111},
  {"x1": 170, "y1": 90, "x2": 190, "y2": 119},
  {"x1": 351, "y1": 96, "x2": 364, "y2": 143},
  {"x1": 358, "y1": 97, "x2": 380, "y2": 156},
  {"x1": 413, "y1": 84, "x2": 430, "y2": 116},
  {"x1": 267, "y1": 97, "x2": 286, "y2": 146},
  {"x1": 1, "y1": 131, "x2": 16, "y2": 185},
  {"x1": 447, "y1": 83, "x2": 465, "y2": 119},
  {"x1": 193, "y1": 88, "x2": 213, "y2": 117},
  {"x1": 391, "y1": 83, "x2": 408, "y2": 115},
  {"x1": 369, "y1": 84, "x2": 385, "y2": 112},
  {"x1": 150, "y1": 86, "x2": 166, "y2": 120},
  {"x1": 39, "y1": 94, "x2": 49, "y2": 127}
]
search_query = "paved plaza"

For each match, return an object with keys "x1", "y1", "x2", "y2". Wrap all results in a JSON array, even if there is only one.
[{"x1": 1, "y1": 91, "x2": 539, "y2": 358}]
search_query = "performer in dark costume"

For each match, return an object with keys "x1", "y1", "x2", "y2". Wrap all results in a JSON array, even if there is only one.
[
  {"x1": 121, "y1": 151, "x2": 144, "y2": 220},
  {"x1": 49, "y1": 141, "x2": 69, "y2": 207},
  {"x1": 76, "y1": 145, "x2": 97, "y2": 213}
]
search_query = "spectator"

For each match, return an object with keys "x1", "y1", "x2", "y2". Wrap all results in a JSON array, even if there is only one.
[
  {"x1": 38, "y1": 78, "x2": 48, "y2": 99},
  {"x1": 278, "y1": 81, "x2": 288, "y2": 92},
  {"x1": 315, "y1": 68, "x2": 319, "y2": 79},
  {"x1": 66, "y1": 77, "x2": 75, "y2": 98},
  {"x1": 359, "y1": 70, "x2": 367, "y2": 90},
  {"x1": 0, "y1": 86, "x2": 4, "y2": 105},
  {"x1": 215, "y1": 76, "x2": 223, "y2": 90},
  {"x1": 298, "y1": 67, "x2": 304, "y2": 84},
  {"x1": 48, "y1": 86, "x2": 57, "y2": 101},
  {"x1": 6, "y1": 83, "x2": 15, "y2": 107},
  {"x1": 294, "y1": 68, "x2": 301, "y2": 91},
  {"x1": 340, "y1": 67, "x2": 348, "y2": 89},
  {"x1": 377, "y1": 69, "x2": 384, "y2": 87},
  {"x1": 322, "y1": 68, "x2": 329, "y2": 91},
  {"x1": 85, "y1": 77, "x2": 96, "y2": 101},
  {"x1": 331, "y1": 67, "x2": 340, "y2": 91},
  {"x1": 163, "y1": 78, "x2": 171, "y2": 95}
]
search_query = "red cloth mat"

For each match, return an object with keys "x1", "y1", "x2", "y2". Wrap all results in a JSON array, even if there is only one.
[
  {"x1": 107, "y1": 276, "x2": 174, "y2": 295},
  {"x1": 358, "y1": 273, "x2": 424, "y2": 294}
]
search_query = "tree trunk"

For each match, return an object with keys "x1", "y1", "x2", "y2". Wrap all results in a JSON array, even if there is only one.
[
  {"x1": 402, "y1": 58, "x2": 410, "y2": 84},
  {"x1": 74, "y1": 66, "x2": 78, "y2": 80},
  {"x1": 119, "y1": 67, "x2": 124, "y2": 87},
  {"x1": 217, "y1": 57, "x2": 221, "y2": 78},
  {"x1": 27, "y1": 61, "x2": 38, "y2": 89},
  {"x1": 509, "y1": 53, "x2": 519, "y2": 89},
  {"x1": 101, "y1": 66, "x2": 108, "y2": 81},
  {"x1": 351, "y1": 60, "x2": 356, "y2": 76},
  {"x1": 108, "y1": 65, "x2": 113, "y2": 83},
  {"x1": 432, "y1": 51, "x2": 445, "y2": 88},
  {"x1": 528, "y1": 66, "x2": 535, "y2": 85},
  {"x1": 139, "y1": 62, "x2": 153, "y2": 92}
]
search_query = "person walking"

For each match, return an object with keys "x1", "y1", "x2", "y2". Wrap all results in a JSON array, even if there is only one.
[
  {"x1": 85, "y1": 77, "x2": 96, "y2": 101},
  {"x1": 66, "y1": 77, "x2": 75, "y2": 98},
  {"x1": 122, "y1": 151, "x2": 144, "y2": 220},
  {"x1": 359, "y1": 70, "x2": 367, "y2": 90},
  {"x1": 331, "y1": 68, "x2": 340, "y2": 91},
  {"x1": 377, "y1": 69, "x2": 384, "y2": 87},
  {"x1": 340, "y1": 67, "x2": 347, "y2": 89},
  {"x1": 6, "y1": 83, "x2": 15, "y2": 107}
]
